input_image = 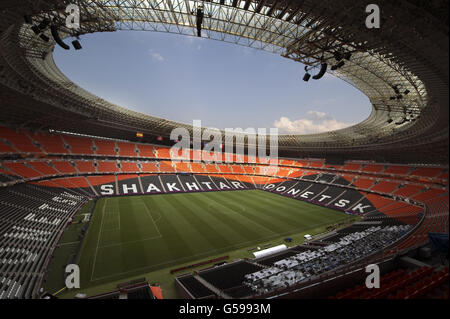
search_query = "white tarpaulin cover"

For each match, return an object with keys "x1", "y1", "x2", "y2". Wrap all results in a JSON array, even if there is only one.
[{"x1": 253, "y1": 244, "x2": 287, "y2": 258}]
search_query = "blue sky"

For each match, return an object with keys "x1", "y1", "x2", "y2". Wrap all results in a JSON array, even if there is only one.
[{"x1": 54, "y1": 31, "x2": 371, "y2": 134}]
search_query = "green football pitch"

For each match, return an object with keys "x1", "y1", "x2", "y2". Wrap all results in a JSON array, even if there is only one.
[{"x1": 53, "y1": 189, "x2": 356, "y2": 297}]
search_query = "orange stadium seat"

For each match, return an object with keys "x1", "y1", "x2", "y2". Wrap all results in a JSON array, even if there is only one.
[
  {"x1": 232, "y1": 174, "x2": 255, "y2": 185},
  {"x1": 87, "y1": 175, "x2": 116, "y2": 187},
  {"x1": 437, "y1": 172, "x2": 448, "y2": 181},
  {"x1": 156, "y1": 147, "x2": 172, "y2": 159},
  {"x1": 288, "y1": 169, "x2": 303, "y2": 178},
  {"x1": 412, "y1": 189, "x2": 447, "y2": 201},
  {"x1": 393, "y1": 184, "x2": 424, "y2": 198},
  {"x1": 3, "y1": 162, "x2": 43, "y2": 178},
  {"x1": 309, "y1": 160, "x2": 324, "y2": 168},
  {"x1": 174, "y1": 161, "x2": 191, "y2": 173},
  {"x1": 243, "y1": 166, "x2": 254, "y2": 174},
  {"x1": 280, "y1": 159, "x2": 295, "y2": 166},
  {"x1": 277, "y1": 168, "x2": 291, "y2": 177},
  {"x1": 205, "y1": 164, "x2": 219, "y2": 173},
  {"x1": 137, "y1": 144, "x2": 156, "y2": 157},
  {"x1": 0, "y1": 127, "x2": 42, "y2": 153},
  {"x1": 341, "y1": 174, "x2": 357, "y2": 184},
  {"x1": 29, "y1": 131, "x2": 67, "y2": 154},
  {"x1": 141, "y1": 162, "x2": 159, "y2": 173},
  {"x1": 75, "y1": 161, "x2": 96, "y2": 173},
  {"x1": 95, "y1": 139, "x2": 117, "y2": 156},
  {"x1": 384, "y1": 165, "x2": 411, "y2": 175},
  {"x1": 365, "y1": 194, "x2": 396, "y2": 210},
  {"x1": 97, "y1": 161, "x2": 119, "y2": 173},
  {"x1": 0, "y1": 167, "x2": 14, "y2": 176},
  {"x1": 218, "y1": 164, "x2": 232, "y2": 173},
  {"x1": 342, "y1": 163, "x2": 362, "y2": 171},
  {"x1": 29, "y1": 161, "x2": 59, "y2": 176},
  {"x1": 293, "y1": 160, "x2": 309, "y2": 167},
  {"x1": 117, "y1": 141, "x2": 137, "y2": 157},
  {"x1": 379, "y1": 203, "x2": 422, "y2": 224},
  {"x1": 51, "y1": 161, "x2": 77, "y2": 174},
  {"x1": 190, "y1": 162, "x2": 206, "y2": 173},
  {"x1": 231, "y1": 165, "x2": 245, "y2": 174},
  {"x1": 120, "y1": 161, "x2": 139, "y2": 173},
  {"x1": 371, "y1": 181, "x2": 401, "y2": 194},
  {"x1": 353, "y1": 178, "x2": 376, "y2": 189},
  {"x1": 159, "y1": 161, "x2": 175, "y2": 172},
  {"x1": 63, "y1": 135, "x2": 94, "y2": 155},
  {"x1": 50, "y1": 176, "x2": 91, "y2": 189},
  {"x1": 362, "y1": 163, "x2": 385, "y2": 173},
  {"x1": 410, "y1": 167, "x2": 443, "y2": 178},
  {"x1": 0, "y1": 140, "x2": 15, "y2": 154}
]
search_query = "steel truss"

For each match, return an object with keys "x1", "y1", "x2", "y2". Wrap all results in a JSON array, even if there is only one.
[{"x1": 0, "y1": 0, "x2": 447, "y2": 157}]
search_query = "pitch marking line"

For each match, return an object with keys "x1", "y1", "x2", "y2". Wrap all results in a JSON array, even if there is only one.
[
  {"x1": 98, "y1": 235, "x2": 163, "y2": 249},
  {"x1": 117, "y1": 205, "x2": 121, "y2": 231},
  {"x1": 58, "y1": 241, "x2": 80, "y2": 246},
  {"x1": 139, "y1": 200, "x2": 162, "y2": 238},
  {"x1": 90, "y1": 199, "x2": 107, "y2": 282},
  {"x1": 90, "y1": 216, "x2": 350, "y2": 282},
  {"x1": 102, "y1": 204, "x2": 120, "y2": 232}
]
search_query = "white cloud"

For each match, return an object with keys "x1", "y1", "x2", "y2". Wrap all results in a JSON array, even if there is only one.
[
  {"x1": 273, "y1": 111, "x2": 353, "y2": 135},
  {"x1": 148, "y1": 49, "x2": 165, "y2": 62}
]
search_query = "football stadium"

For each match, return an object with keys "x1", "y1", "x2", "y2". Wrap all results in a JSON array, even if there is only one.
[{"x1": 0, "y1": 0, "x2": 448, "y2": 303}]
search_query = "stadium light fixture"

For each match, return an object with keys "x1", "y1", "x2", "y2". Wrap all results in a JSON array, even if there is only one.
[
  {"x1": 312, "y1": 63, "x2": 328, "y2": 80},
  {"x1": 336, "y1": 61, "x2": 345, "y2": 68},
  {"x1": 50, "y1": 24, "x2": 70, "y2": 50},
  {"x1": 333, "y1": 52, "x2": 343, "y2": 61},
  {"x1": 72, "y1": 40, "x2": 82, "y2": 50},
  {"x1": 392, "y1": 85, "x2": 400, "y2": 95},
  {"x1": 38, "y1": 18, "x2": 50, "y2": 31},
  {"x1": 303, "y1": 65, "x2": 311, "y2": 81},
  {"x1": 303, "y1": 72, "x2": 311, "y2": 82},
  {"x1": 39, "y1": 34, "x2": 50, "y2": 42},
  {"x1": 31, "y1": 25, "x2": 41, "y2": 35}
]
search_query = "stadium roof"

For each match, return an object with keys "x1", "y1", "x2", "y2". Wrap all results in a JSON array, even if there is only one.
[{"x1": 0, "y1": 0, "x2": 448, "y2": 163}]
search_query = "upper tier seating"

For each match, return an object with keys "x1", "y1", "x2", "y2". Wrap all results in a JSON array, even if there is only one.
[
  {"x1": 117, "y1": 141, "x2": 137, "y2": 157},
  {"x1": 330, "y1": 266, "x2": 449, "y2": 299},
  {"x1": 0, "y1": 127, "x2": 42, "y2": 153},
  {"x1": 52, "y1": 161, "x2": 77, "y2": 174},
  {"x1": 0, "y1": 140, "x2": 16, "y2": 154},
  {"x1": 371, "y1": 181, "x2": 401, "y2": 194},
  {"x1": 28, "y1": 131, "x2": 67, "y2": 154},
  {"x1": 62, "y1": 135, "x2": 94, "y2": 155},
  {"x1": 94, "y1": 140, "x2": 117, "y2": 156},
  {"x1": 97, "y1": 161, "x2": 119, "y2": 173},
  {"x1": 362, "y1": 164, "x2": 385, "y2": 173},
  {"x1": 28, "y1": 162, "x2": 59, "y2": 176},
  {"x1": 75, "y1": 161, "x2": 96, "y2": 174},
  {"x1": 3, "y1": 162, "x2": 43, "y2": 179},
  {"x1": 384, "y1": 165, "x2": 411, "y2": 175},
  {"x1": 136, "y1": 144, "x2": 156, "y2": 158},
  {"x1": 120, "y1": 161, "x2": 139, "y2": 173},
  {"x1": 411, "y1": 167, "x2": 444, "y2": 178}
]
